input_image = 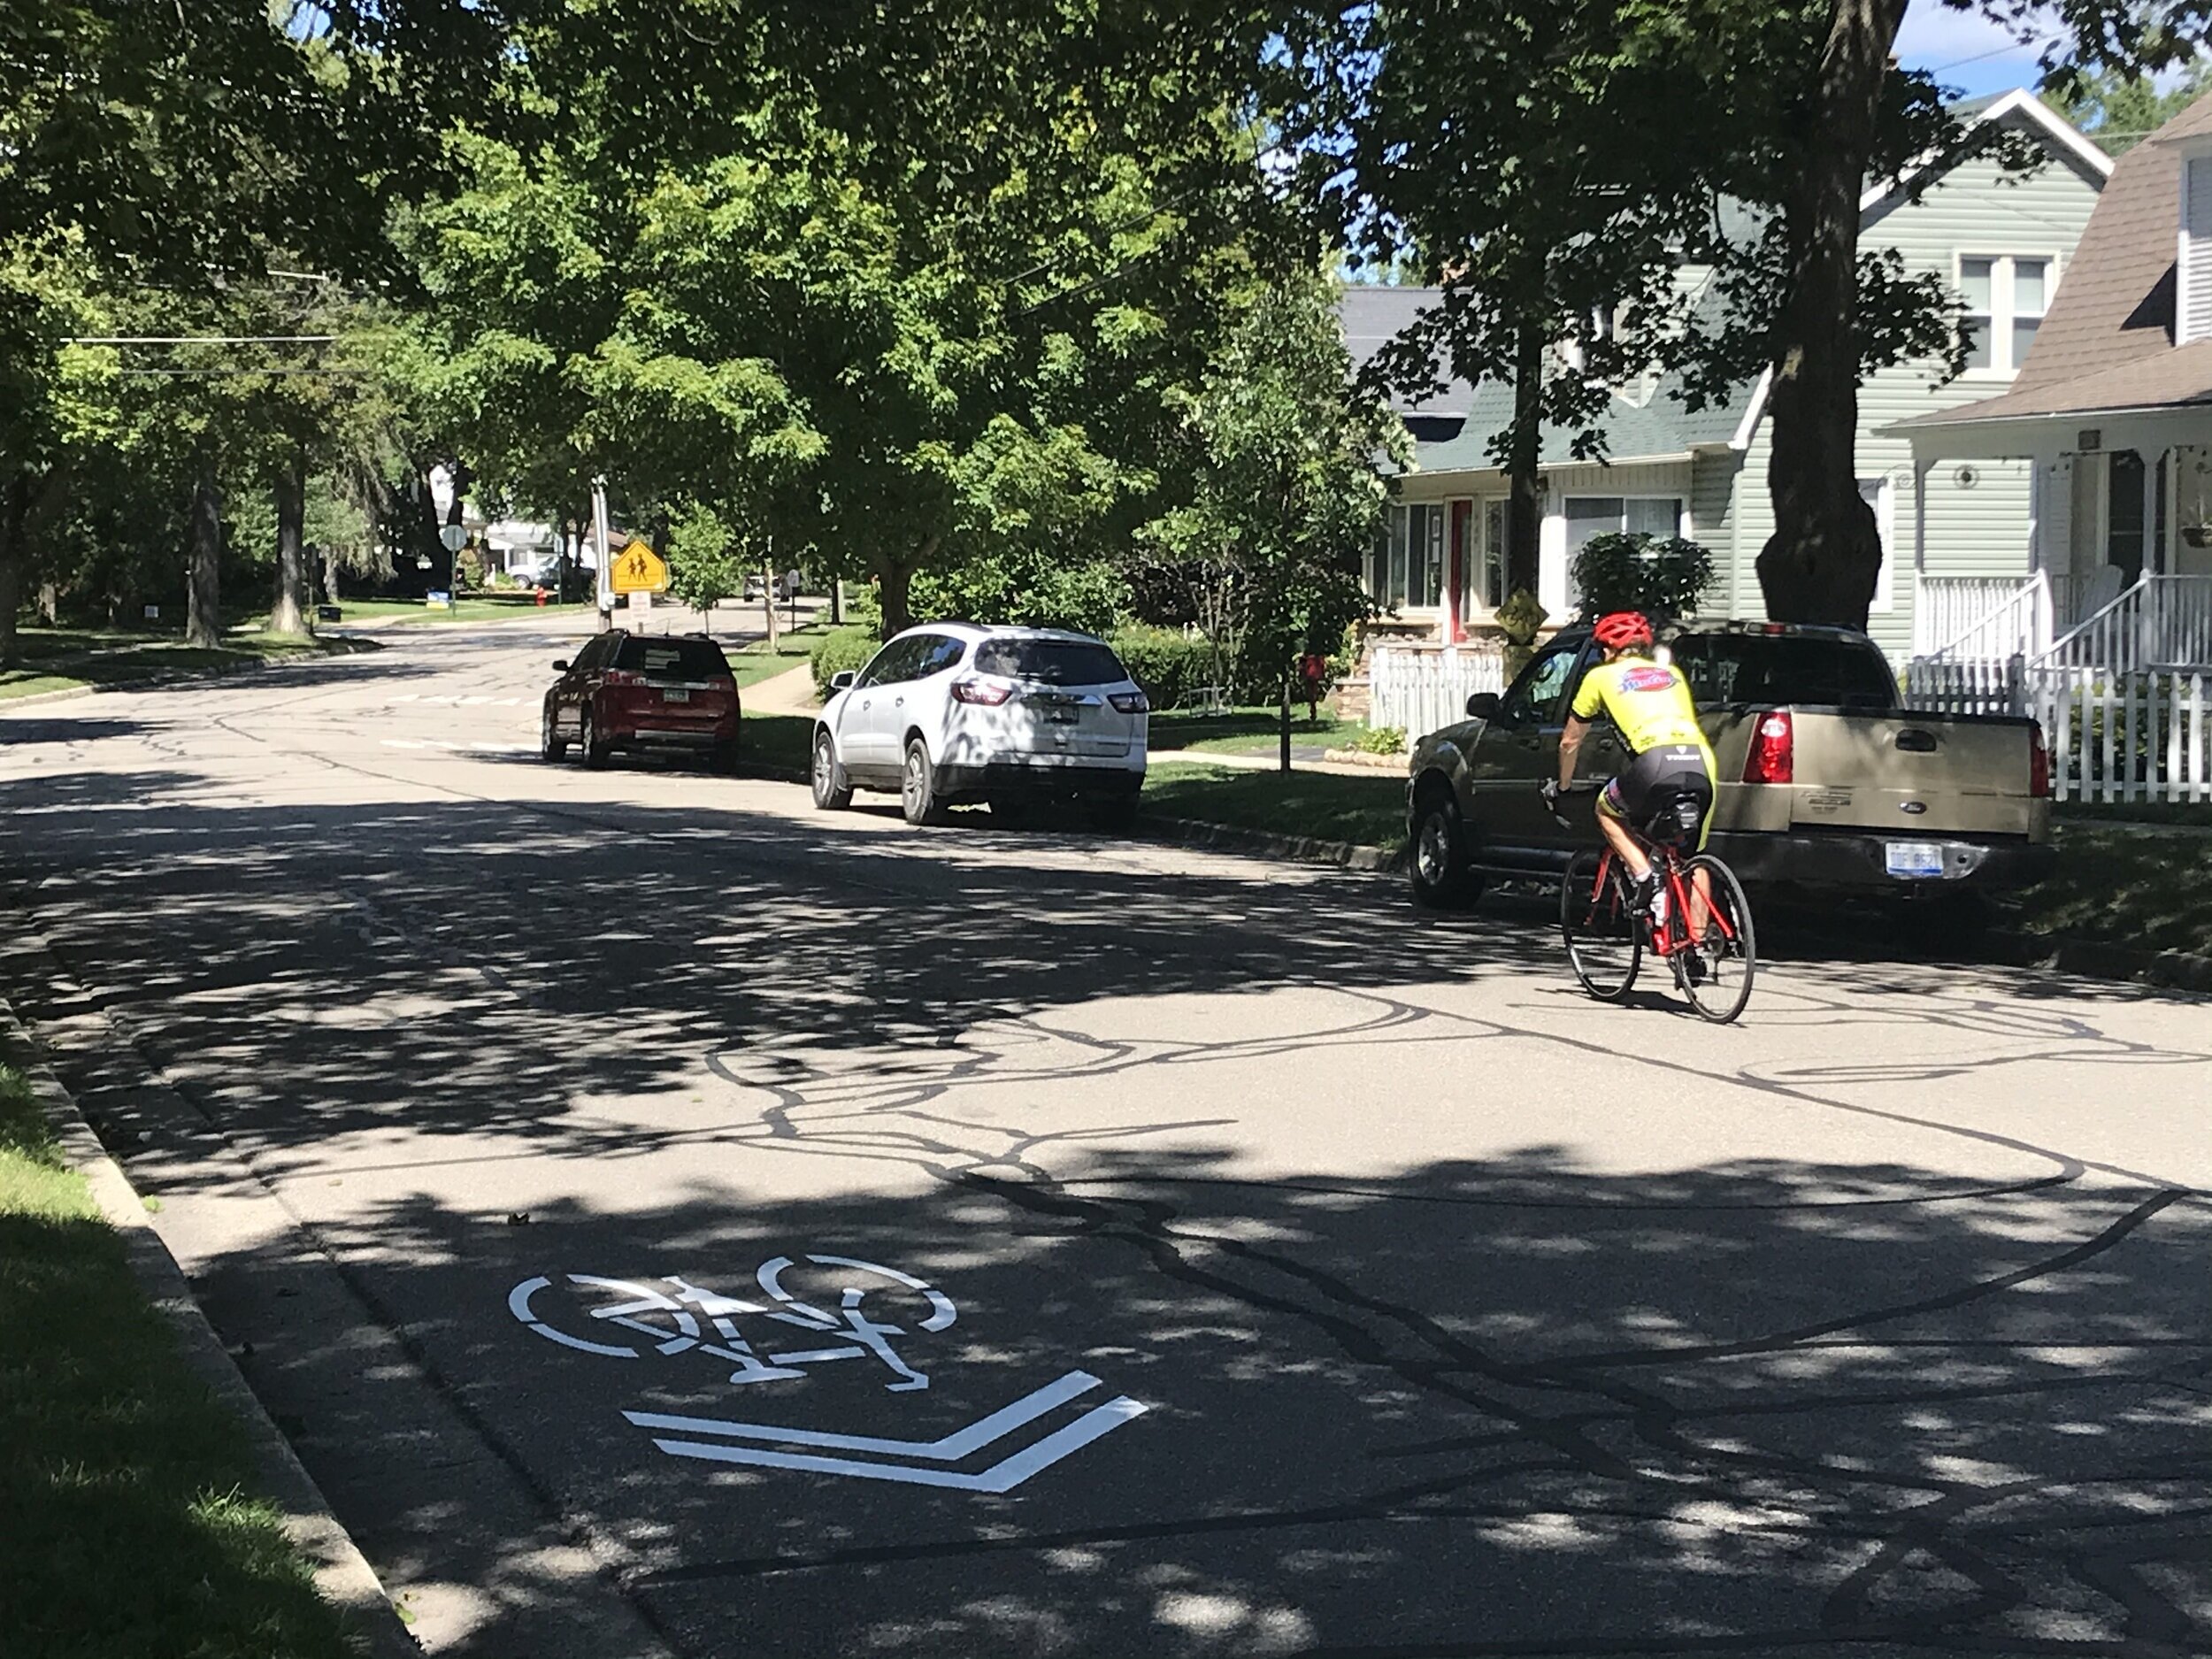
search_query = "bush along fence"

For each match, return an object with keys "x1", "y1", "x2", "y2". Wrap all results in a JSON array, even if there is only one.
[
  {"x1": 1907, "y1": 657, "x2": 2212, "y2": 804},
  {"x1": 1369, "y1": 644, "x2": 1508, "y2": 741}
]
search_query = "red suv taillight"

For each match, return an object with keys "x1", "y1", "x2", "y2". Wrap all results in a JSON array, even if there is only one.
[
  {"x1": 602, "y1": 668, "x2": 643, "y2": 687},
  {"x1": 1742, "y1": 711, "x2": 1793, "y2": 784},
  {"x1": 951, "y1": 679, "x2": 1012, "y2": 705},
  {"x1": 1110, "y1": 690, "x2": 1149, "y2": 714},
  {"x1": 2030, "y1": 721, "x2": 2051, "y2": 798}
]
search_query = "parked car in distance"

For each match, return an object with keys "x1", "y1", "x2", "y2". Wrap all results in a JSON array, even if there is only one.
[
  {"x1": 1405, "y1": 620, "x2": 2054, "y2": 912},
  {"x1": 810, "y1": 624, "x2": 1148, "y2": 826},
  {"x1": 541, "y1": 631, "x2": 741, "y2": 770}
]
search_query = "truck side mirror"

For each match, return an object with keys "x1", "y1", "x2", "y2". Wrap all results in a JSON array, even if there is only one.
[{"x1": 1465, "y1": 692, "x2": 1502, "y2": 720}]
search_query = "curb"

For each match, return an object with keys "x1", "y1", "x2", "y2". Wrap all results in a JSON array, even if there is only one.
[
  {"x1": 1994, "y1": 930, "x2": 2212, "y2": 994},
  {"x1": 0, "y1": 1002, "x2": 421, "y2": 1659},
  {"x1": 1137, "y1": 813, "x2": 1408, "y2": 874}
]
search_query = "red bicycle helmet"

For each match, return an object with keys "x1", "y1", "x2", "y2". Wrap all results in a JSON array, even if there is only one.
[{"x1": 1593, "y1": 611, "x2": 1655, "y2": 650}]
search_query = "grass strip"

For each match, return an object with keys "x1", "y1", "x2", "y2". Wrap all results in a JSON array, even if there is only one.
[
  {"x1": 2017, "y1": 823, "x2": 2212, "y2": 959},
  {"x1": 1, "y1": 631, "x2": 380, "y2": 703},
  {"x1": 1141, "y1": 761, "x2": 1404, "y2": 852},
  {"x1": 0, "y1": 1064, "x2": 359, "y2": 1658},
  {"x1": 1146, "y1": 707, "x2": 1348, "y2": 755}
]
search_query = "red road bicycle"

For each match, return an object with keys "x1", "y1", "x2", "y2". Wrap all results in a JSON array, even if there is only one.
[{"x1": 1551, "y1": 781, "x2": 1757, "y2": 1023}]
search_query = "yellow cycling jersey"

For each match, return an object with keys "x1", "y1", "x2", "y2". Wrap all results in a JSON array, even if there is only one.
[{"x1": 1570, "y1": 656, "x2": 1716, "y2": 762}]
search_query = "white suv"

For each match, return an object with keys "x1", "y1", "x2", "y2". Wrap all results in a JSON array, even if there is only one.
[{"x1": 810, "y1": 624, "x2": 1149, "y2": 826}]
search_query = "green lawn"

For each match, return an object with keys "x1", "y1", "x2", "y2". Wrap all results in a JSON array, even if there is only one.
[
  {"x1": 0, "y1": 1066, "x2": 361, "y2": 1658},
  {"x1": 740, "y1": 709, "x2": 816, "y2": 775},
  {"x1": 2054, "y1": 798, "x2": 2212, "y2": 828},
  {"x1": 1, "y1": 627, "x2": 379, "y2": 703},
  {"x1": 723, "y1": 635, "x2": 820, "y2": 691},
  {"x1": 2018, "y1": 822, "x2": 2212, "y2": 959},
  {"x1": 1147, "y1": 706, "x2": 1349, "y2": 755},
  {"x1": 1141, "y1": 761, "x2": 1404, "y2": 850},
  {"x1": 296, "y1": 596, "x2": 593, "y2": 626}
]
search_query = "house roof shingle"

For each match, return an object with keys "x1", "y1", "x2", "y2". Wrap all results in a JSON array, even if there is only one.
[{"x1": 1908, "y1": 91, "x2": 2212, "y2": 427}]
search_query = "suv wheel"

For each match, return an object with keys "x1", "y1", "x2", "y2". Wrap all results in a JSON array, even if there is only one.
[
  {"x1": 580, "y1": 706, "x2": 611, "y2": 770},
  {"x1": 1409, "y1": 788, "x2": 1480, "y2": 909},
  {"x1": 541, "y1": 705, "x2": 569, "y2": 763},
  {"x1": 811, "y1": 731, "x2": 854, "y2": 810},
  {"x1": 900, "y1": 737, "x2": 947, "y2": 826}
]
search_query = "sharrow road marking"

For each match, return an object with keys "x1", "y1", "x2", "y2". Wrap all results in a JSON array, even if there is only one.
[
  {"x1": 625, "y1": 1368, "x2": 1104, "y2": 1461},
  {"x1": 642, "y1": 1395, "x2": 1148, "y2": 1492}
]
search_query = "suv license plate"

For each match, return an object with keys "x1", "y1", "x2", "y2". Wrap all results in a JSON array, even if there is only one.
[
  {"x1": 1042, "y1": 706, "x2": 1077, "y2": 725},
  {"x1": 662, "y1": 687, "x2": 690, "y2": 703},
  {"x1": 1885, "y1": 841, "x2": 1943, "y2": 878}
]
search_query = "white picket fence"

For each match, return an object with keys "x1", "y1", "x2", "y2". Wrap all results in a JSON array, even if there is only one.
[
  {"x1": 1906, "y1": 657, "x2": 2212, "y2": 803},
  {"x1": 1369, "y1": 645, "x2": 1508, "y2": 739},
  {"x1": 1914, "y1": 574, "x2": 2055, "y2": 662}
]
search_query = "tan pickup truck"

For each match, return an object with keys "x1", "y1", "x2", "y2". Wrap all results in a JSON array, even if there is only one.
[{"x1": 1404, "y1": 621, "x2": 2055, "y2": 908}]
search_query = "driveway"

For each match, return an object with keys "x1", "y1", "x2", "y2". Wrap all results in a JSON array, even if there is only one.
[{"x1": 1, "y1": 625, "x2": 2206, "y2": 1658}]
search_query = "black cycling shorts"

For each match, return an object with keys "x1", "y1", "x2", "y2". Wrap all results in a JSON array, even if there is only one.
[{"x1": 1600, "y1": 744, "x2": 1715, "y2": 848}]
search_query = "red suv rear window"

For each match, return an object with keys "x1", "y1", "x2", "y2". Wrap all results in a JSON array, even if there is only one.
[{"x1": 615, "y1": 638, "x2": 731, "y2": 680}]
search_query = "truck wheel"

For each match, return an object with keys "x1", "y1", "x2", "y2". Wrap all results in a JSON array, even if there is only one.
[{"x1": 1409, "y1": 790, "x2": 1480, "y2": 909}]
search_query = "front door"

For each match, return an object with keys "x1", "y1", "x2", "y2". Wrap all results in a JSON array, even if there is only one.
[
  {"x1": 1468, "y1": 638, "x2": 1582, "y2": 853},
  {"x1": 839, "y1": 637, "x2": 920, "y2": 780}
]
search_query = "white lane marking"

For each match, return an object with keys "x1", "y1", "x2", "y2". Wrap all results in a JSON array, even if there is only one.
[
  {"x1": 508, "y1": 1276, "x2": 636, "y2": 1358},
  {"x1": 644, "y1": 1395, "x2": 1147, "y2": 1492},
  {"x1": 623, "y1": 1369, "x2": 1102, "y2": 1461}
]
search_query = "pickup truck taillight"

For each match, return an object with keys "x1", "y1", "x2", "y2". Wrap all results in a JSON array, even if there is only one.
[
  {"x1": 1743, "y1": 711, "x2": 1793, "y2": 784},
  {"x1": 2030, "y1": 721, "x2": 2051, "y2": 798}
]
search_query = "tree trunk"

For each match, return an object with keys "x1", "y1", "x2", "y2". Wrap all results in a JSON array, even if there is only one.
[
  {"x1": 761, "y1": 560, "x2": 780, "y2": 650},
  {"x1": 0, "y1": 479, "x2": 24, "y2": 668},
  {"x1": 1756, "y1": 0, "x2": 1909, "y2": 628},
  {"x1": 830, "y1": 580, "x2": 843, "y2": 626},
  {"x1": 1505, "y1": 322, "x2": 1545, "y2": 603},
  {"x1": 1278, "y1": 675, "x2": 1292, "y2": 774},
  {"x1": 271, "y1": 448, "x2": 311, "y2": 636},
  {"x1": 187, "y1": 462, "x2": 223, "y2": 649},
  {"x1": 877, "y1": 559, "x2": 917, "y2": 639},
  {"x1": 322, "y1": 543, "x2": 341, "y2": 604}
]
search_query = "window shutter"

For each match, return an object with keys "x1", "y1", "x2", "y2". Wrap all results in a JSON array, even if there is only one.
[{"x1": 2183, "y1": 157, "x2": 2212, "y2": 344}]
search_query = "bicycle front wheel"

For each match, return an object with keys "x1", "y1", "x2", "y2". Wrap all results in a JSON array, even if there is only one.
[
  {"x1": 1561, "y1": 849, "x2": 1642, "y2": 1001},
  {"x1": 1678, "y1": 854, "x2": 1756, "y2": 1024}
]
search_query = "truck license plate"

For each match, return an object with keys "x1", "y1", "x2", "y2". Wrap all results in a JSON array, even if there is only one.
[{"x1": 1885, "y1": 841, "x2": 1943, "y2": 879}]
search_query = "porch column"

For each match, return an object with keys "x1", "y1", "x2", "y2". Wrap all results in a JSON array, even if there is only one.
[
  {"x1": 2146, "y1": 447, "x2": 2163, "y2": 576},
  {"x1": 1909, "y1": 455, "x2": 1932, "y2": 655}
]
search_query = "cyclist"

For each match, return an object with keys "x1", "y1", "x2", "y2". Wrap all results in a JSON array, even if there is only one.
[{"x1": 1543, "y1": 611, "x2": 1716, "y2": 926}]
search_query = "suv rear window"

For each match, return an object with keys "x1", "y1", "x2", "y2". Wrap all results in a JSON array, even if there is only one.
[
  {"x1": 1671, "y1": 633, "x2": 1898, "y2": 711},
  {"x1": 971, "y1": 639, "x2": 1126, "y2": 686},
  {"x1": 615, "y1": 637, "x2": 732, "y2": 680}
]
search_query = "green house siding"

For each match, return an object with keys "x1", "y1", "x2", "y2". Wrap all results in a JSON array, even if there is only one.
[{"x1": 1709, "y1": 133, "x2": 2104, "y2": 660}]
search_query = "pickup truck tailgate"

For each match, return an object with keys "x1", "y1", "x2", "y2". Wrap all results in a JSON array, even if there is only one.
[{"x1": 1781, "y1": 709, "x2": 2042, "y2": 836}]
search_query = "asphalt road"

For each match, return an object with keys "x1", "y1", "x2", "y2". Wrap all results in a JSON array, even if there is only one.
[{"x1": 3, "y1": 622, "x2": 2208, "y2": 1659}]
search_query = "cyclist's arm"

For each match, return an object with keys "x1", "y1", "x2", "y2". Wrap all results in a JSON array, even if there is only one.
[{"x1": 1555, "y1": 716, "x2": 1589, "y2": 791}]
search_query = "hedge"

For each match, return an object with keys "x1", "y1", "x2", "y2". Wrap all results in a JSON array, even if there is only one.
[
  {"x1": 809, "y1": 626, "x2": 880, "y2": 697},
  {"x1": 1109, "y1": 626, "x2": 1227, "y2": 710}
]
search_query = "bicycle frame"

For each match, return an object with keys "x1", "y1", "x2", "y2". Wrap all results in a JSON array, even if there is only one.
[{"x1": 1586, "y1": 842, "x2": 1740, "y2": 957}]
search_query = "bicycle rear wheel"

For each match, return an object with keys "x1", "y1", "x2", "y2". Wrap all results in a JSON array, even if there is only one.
[
  {"x1": 1677, "y1": 854, "x2": 1755, "y2": 1023},
  {"x1": 1561, "y1": 849, "x2": 1642, "y2": 1001}
]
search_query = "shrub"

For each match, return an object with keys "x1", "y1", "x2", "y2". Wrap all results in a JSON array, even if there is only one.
[
  {"x1": 810, "y1": 626, "x2": 880, "y2": 697},
  {"x1": 1110, "y1": 625, "x2": 1220, "y2": 710},
  {"x1": 1352, "y1": 725, "x2": 1406, "y2": 755},
  {"x1": 1569, "y1": 533, "x2": 1716, "y2": 624}
]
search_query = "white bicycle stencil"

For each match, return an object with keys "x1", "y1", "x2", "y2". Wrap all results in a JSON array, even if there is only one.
[{"x1": 508, "y1": 1255, "x2": 958, "y2": 1392}]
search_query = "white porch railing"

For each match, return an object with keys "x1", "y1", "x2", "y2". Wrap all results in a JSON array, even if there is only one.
[
  {"x1": 1904, "y1": 658, "x2": 2212, "y2": 803},
  {"x1": 1914, "y1": 574, "x2": 2055, "y2": 662},
  {"x1": 2034, "y1": 573, "x2": 2212, "y2": 672},
  {"x1": 1369, "y1": 644, "x2": 1507, "y2": 739}
]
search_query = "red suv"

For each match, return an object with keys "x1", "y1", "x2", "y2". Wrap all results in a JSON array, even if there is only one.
[{"x1": 541, "y1": 631, "x2": 741, "y2": 770}]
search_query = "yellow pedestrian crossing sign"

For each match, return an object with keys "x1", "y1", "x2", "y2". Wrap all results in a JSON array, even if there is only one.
[{"x1": 609, "y1": 538, "x2": 670, "y2": 595}]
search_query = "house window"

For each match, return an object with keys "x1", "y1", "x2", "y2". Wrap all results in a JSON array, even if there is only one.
[
  {"x1": 1960, "y1": 254, "x2": 2051, "y2": 375},
  {"x1": 1563, "y1": 495, "x2": 1683, "y2": 557},
  {"x1": 1370, "y1": 503, "x2": 1448, "y2": 609}
]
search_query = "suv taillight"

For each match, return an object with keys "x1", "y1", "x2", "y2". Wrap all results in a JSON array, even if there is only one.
[
  {"x1": 602, "y1": 668, "x2": 642, "y2": 687},
  {"x1": 2030, "y1": 721, "x2": 2051, "y2": 798},
  {"x1": 1743, "y1": 711, "x2": 1793, "y2": 784},
  {"x1": 1110, "y1": 690, "x2": 1149, "y2": 714},
  {"x1": 951, "y1": 679, "x2": 1011, "y2": 705}
]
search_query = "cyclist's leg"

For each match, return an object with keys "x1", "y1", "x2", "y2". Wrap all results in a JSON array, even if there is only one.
[{"x1": 1594, "y1": 776, "x2": 1651, "y2": 884}]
